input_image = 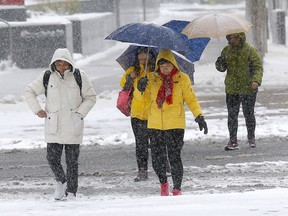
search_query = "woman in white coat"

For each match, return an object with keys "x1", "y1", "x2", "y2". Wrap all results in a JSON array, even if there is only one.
[{"x1": 25, "y1": 48, "x2": 96, "y2": 200}]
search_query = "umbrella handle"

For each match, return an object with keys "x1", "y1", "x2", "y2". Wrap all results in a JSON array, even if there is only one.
[
  {"x1": 217, "y1": 38, "x2": 221, "y2": 54},
  {"x1": 144, "y1": 46, "x2": 150, "y2": 76}
]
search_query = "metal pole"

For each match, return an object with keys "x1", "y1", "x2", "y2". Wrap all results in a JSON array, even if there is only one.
[
  {"x1": 142, "y1": 0, "x2": 146, "y2": 22},
  {"x1": 114, "y1": 0, "x2": 120, "y2": 28},
  {"x1": 0, "y1": 18, "x2": 13, "y2": 62}
]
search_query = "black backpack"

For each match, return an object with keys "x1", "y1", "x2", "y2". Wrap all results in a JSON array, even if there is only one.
[{"x1": 43, "y1": 68, "x2": 82, "y2": 97}]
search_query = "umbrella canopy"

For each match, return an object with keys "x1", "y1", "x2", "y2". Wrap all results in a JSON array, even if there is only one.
[
  {"x1": 116, "y1": 45, "x2": 157, "y2": 71},
  {"x1": 162, "y1": 20, "x2": 210, "y2": 62},
  {"x1": 116, "y1": 45, "x2": 194, "y2": 77},
  {"x1": 105, "y1": 22, "x2": 190, "y2": 53},
  {"x1": 182, "y1": 13, "x2": 253, "y2": 39}
]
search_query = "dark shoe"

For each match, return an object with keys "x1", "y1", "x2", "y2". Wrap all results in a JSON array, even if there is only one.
[
  {"x1": 248, "y1": 139, "x2": 256, "y2": 148},
  {"x1": 160, "y1": 182, "x2": 169, "y2": 196},
  {"x1": 225, "y1": 139, "x2": 239, "y2": 151},
  {"x1": 172, "y1": 189, "x2": 181, "y2": 196},
  {"x1": 134, "y1": 168, "x2": 148, "y2": 182}
]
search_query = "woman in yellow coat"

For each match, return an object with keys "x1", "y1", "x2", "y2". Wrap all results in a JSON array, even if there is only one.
[
  {"x1": 120, "y1": 47, "x2": 154, "y2": 182},
  {"x1": 138, "y1": 49, "x2": 208, "y2": 196}
]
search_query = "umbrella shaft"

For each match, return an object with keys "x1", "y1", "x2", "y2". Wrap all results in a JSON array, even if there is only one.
[{"x1": 144, "y1": 46, "x2": 150, "y2": 76}]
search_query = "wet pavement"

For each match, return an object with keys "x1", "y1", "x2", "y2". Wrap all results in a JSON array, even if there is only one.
[{"x1": 1, "y1": 48, "x2": 288, "y2": 197}]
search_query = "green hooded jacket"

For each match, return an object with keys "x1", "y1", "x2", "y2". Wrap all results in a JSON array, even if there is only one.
[{"x1": 215, "y1": 32, "x2": 263, "y2": 95}]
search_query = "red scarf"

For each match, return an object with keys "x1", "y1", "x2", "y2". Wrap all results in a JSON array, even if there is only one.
[{"x1": 156, "y1": 68, "x2": 178, "y2": 109}]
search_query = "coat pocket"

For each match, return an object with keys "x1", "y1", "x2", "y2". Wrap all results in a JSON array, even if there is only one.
[
  {"x1": 72, "y1": 112, "x2": 84, "y2": 136},
  {"x1": 45, "y1": 112, "x2": 58, "y2": 135}
]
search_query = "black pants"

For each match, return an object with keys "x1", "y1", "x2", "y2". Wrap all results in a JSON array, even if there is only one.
[
  {"x1": 131, "y1": 118, "x2": 149, "y2": 171},
  {"x1": 46, "y1": 143, "x2": 80, "y2": 194},
  {"x1": 226, "y1": 93, "x2": 257, "y2": 140},
  {"x1": 149, "y1": 129, "x2": 184, "y2": 190}
]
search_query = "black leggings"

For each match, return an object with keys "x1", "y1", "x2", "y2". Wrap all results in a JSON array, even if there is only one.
[
  {"x1": 46, "y1": 143, "x2": 80, "y2": 194},
  {"x1": 131, "y1": 118, "x2": 149, "y2": 171},
  {"x1": 226, "y1": 93, "x2": 257, "y2": 140},
  {"x1": 149, "y1": 129, "x2": 184, "y2": 190}
]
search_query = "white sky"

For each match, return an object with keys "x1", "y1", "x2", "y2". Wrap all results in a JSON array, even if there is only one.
[{"x1": 0, "y1": 1, "x2": 288, "y2": 215}]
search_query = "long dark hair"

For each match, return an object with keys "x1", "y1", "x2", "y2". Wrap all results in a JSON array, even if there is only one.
[{"x1": 133, "y1": 47, "x2": 155, "y2": 75}]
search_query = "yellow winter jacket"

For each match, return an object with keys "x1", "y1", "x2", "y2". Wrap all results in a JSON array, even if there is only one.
[
  {"x1": 120, "y1": 64, "x2": 151, "y2": 120},
  {"x1": 145, "y1": 49, "x2": 203, "y2": 130}
]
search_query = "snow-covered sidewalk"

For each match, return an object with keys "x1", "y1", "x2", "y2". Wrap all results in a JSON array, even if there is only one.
[
  {"x1": 1, "y1": 2, "x2": 288, "y2": 215},
  {"x1": 1, "y1": 188, "x2": 288, "y2": 216}
]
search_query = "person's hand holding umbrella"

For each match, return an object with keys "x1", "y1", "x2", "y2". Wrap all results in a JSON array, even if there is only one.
[{"x1": 137, "y1": 76, "x2": 149, "y2": 93}]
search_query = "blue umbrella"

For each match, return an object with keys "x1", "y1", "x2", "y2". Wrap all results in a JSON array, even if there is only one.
[
  {"x1": 105, "y1": 22, "x2": 190, "y2": 53},
  {"x1": 116, "y1": 45, "x2": 195, "y2": 83},
  {"x1": 162, "y1": 20, "x2": 210, "y2": 62}
]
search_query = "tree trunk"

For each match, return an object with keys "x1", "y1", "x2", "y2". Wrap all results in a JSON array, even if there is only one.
[{"x1": 246, "y1": 0, "x2": 268, "y2": 58}]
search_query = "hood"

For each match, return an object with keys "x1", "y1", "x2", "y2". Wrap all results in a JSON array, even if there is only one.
[
  {"x1": 226, "y1": 32, "x2": 246, "y2": 45},
  {"x1": 49, "y1": 48, "x2": 74, "y2": 72},
  {"x1": 154, "y1": 49, "x2": 179, "y2": 72}
]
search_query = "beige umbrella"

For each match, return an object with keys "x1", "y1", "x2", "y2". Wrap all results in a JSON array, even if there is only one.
[{"x1": 182, "y1": 13, "x2": 253, "y2": 39}]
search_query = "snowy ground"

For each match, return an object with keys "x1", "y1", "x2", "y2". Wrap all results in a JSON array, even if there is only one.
[
  {"x1": 1, "y1": 188, "x2": 288, "y2": 216},
  {"x1": 1, "y1": 1, "x2": 288, "y2": 216}
]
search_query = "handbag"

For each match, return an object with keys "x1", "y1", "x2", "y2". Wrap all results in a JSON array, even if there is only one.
[{"x1": 116, "y1": 87, "x2": 133, "y2": 117}]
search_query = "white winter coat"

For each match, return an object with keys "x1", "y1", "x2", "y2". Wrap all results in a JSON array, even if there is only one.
[{"x1": 25, "y1": 48, "x2": 96, "y2": 144}]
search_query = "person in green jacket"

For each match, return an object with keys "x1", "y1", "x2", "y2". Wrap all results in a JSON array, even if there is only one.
[{"x1": 215, "y1": 32, "x2": 263, "y2": 150}]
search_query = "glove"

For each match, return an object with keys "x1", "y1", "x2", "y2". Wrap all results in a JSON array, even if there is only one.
[
  {"x1": 195, "y1": 115, "x2": 208, "y2": 134},
  {"x1": 137, "y1": 76, "x2": 148, "y2": 92},
  {"x1": 215, "y1": 56, "x2": 227, "y2": 72},
  {"x1": 123, "y1": 74, "x2": 135, "y2": 90}
]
